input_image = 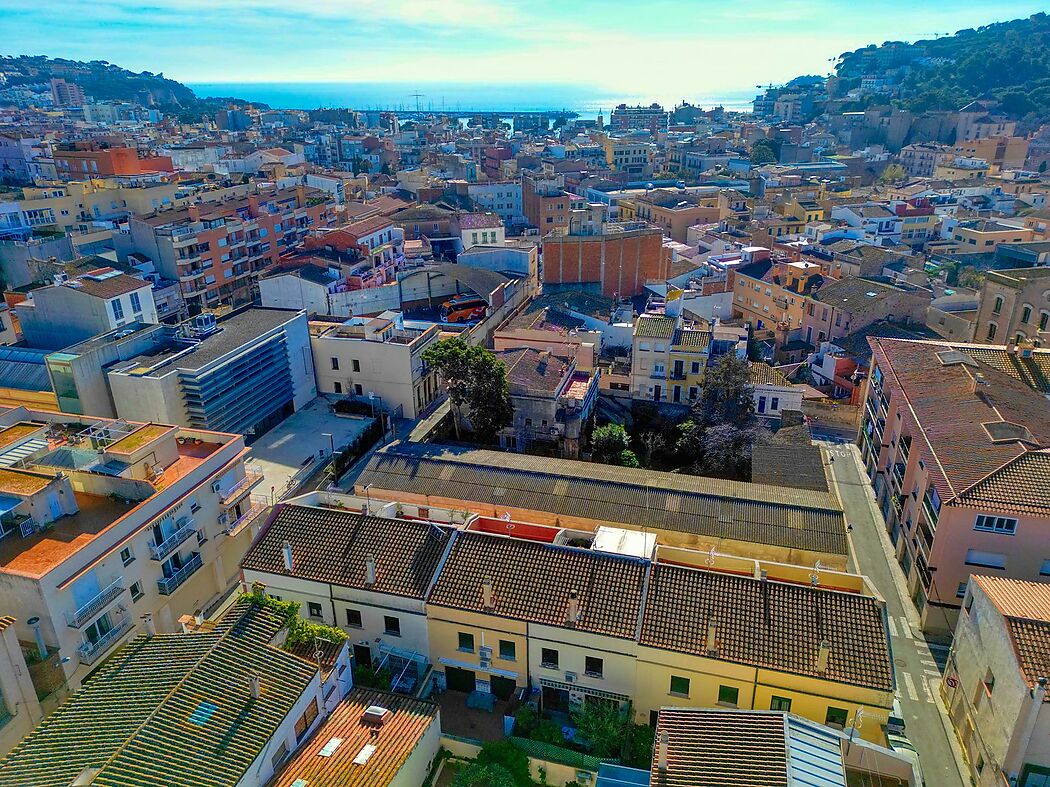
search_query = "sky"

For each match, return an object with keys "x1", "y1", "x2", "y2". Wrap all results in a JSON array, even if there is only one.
[{"x1": 1, "y1": 0, "x2": 1046, "y2": 98}]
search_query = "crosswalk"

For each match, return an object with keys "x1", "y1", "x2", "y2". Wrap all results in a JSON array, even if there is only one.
[{"x1": 889, "y1": 613, "x2": 944, "y2": 706}]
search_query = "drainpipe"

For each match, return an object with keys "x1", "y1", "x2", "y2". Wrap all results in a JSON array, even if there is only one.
[{"x1": 1005, "y1": 676, "x2": 1047, "y2": 780}]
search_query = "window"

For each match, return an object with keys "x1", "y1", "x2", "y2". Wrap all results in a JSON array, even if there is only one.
[
  {"x1": 352, "y1": 359, "x2": 361, "y2": 373},
  {"x1": 308, "y1": 602, "x2": 323, "y2": 619},
  {"x1": 458, "y1": 632, "x2": 475, "y2": 652},
  {"x1": 986, "y1": 323, "x2": 997, "y2": 340},
  {"x1": 333, "y1": 382, "x2": 342, "y2": 394},
  {"x1": 956, "y1": 582, "x2": 968, "y2": 599},
  {"x1": 585, "y1": 656, "x2": 604, "y2": 678},
  {"x1": 770, "y1": 695, "x2": 791, "y2": 712},
  {"x1": 270, "y1": 742, "x2": 289, "y2": 770},
  {"x1": 346, "y1": 608, "x2": 362, "y2": 628},
  {"x1": 974, "y1": 514, "x2": 1017, "y2": 535},
  {"x1": 354, "y1": 384, "x2": 363, "y2": 396},
  {"x1": 120, "y1": 546, "x2": 134, "y2": 566},
  {"x1": 1040, "y1": 311, "x2": 1049, "y2": 332},
  {"x1": 111, "y1": 299, "x2": 124, "y2": 321},
  {"x1": 825, "y1": 706, "x2": 848, "y2": 728},
  {"x1": 540, "y1": 648, "x2": 559, "y2": 669},
  {"x1": 383, "y1": 615, "x2": 401, "y2": 636},
  {"x1": 982, "y1": 669, "x2": 995, "y2": 696},
  {"x1": 330, "y1": 357, "x2": 339, "y2": 370},
  {"x1": 1022, "y1": 305, "x2": 1033, "y2": 324},
  {"x1": 669, "y1": 676, "x2": 690, "y2": 697},
  {"x1": 965, "y1": 549, "x2": 1007, "y2": 570},
  {"x1": 294, "y1": 699, "x2": 319, "y2": 742},
  {"x1": 690, "y1": 362, "x2": 700, "y2": 374},
  {"x1": 717, "y1": 685, "x2": 739, "y2": 707},
  {"x1": 130, "y1": 292, "x2": 141, "y2": 313},
  {"x1": 992, "y1": 295, "x2": 1004, "y2": 314},
  {"x1": 130, "y1": 581, "x2": 144, "y2": 601}
]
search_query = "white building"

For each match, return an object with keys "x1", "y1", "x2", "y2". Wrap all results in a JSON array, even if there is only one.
[{"x1": 467, "y1": 180, "x2": 524, "y2": 225}]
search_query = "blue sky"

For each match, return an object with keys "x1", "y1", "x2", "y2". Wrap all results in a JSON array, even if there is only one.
[{"x1": 1, "y1": 1, "x2": 1045, "y2": 96}]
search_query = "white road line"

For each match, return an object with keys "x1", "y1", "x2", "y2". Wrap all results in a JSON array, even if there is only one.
[
  {"x1": 925, "y1": 675, "x2": 940, "y2": 704},
  {"x1": 902, "y1": 671, "x2": 920, "y2": 701},
  {"x1": 888, "y1": 616, "x2": 899, "y2": 638},
  {"x1": 899, "y1": 617, "x2": 915, "y2": 639}
]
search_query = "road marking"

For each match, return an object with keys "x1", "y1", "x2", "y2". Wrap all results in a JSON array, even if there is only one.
[
  {"x1": 902, "y1": 671, "x2": 920, "y2": 701},
  {"x1": 888, "y1": 617, "x2": 898, "y2": 637},
  {"x1": 899, "y1": 617, "x2": 915, "y2": 639},
  {"x1": 925, "y1": 675, "x2": 940, "y2": 704}
]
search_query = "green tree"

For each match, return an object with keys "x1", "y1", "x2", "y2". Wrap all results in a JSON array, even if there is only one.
[
  {"x1": 476, "y1": 741, "x2": 533, "y2": 786},
  {"x1": 590, "y1": 423, "x2": 630, "y2": 462},
  {"x1": 750, "y1": 139, "x2": 777, "y2": 165},
  {"x1": 422, "y1": 338, "x2": 513, "y2": 443},
  {"x1": 878, "y1": 163, "x2": 907, "y2": 184},
  {"x1": 572, "y1": 701, "x2": 628, "y2": 759},
  {"x1": 452, "y1": 763, "x2": 516, "y2": 787},
  {"x1": 622, "y1": 723, "x2": 656, "y2": 768}
]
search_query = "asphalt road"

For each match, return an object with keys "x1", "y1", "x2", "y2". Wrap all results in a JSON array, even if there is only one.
[{"x1": 821, "y1": 440, "x2": 969, "y2": 787}]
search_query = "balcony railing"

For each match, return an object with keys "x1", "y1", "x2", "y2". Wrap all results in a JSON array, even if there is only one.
[
  {"x1": 66, "y1": 577, "x2": 125, "y2": 628},
  {"x1": 77, "y1": 616, "x2": 132, "y2": 664},
  {"x1": 922, "y1": 493, "x2": 940, "y2": 531},
  {"x1": 157, "y1": 552, "x2": 203, "y2": 596},
  {"x1": 224, "y1": 497, "x2": 270, "y2": 537},
  {"x1": 149, "y1": 518, "x2": 196, "y2": 561},
  {"x1": 219, "y1": 470, "x2": 264, "y2": 503}
]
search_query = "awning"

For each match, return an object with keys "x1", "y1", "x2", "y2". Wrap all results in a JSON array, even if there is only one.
[
  {"x1": 0, "y1": 496, "x2": 24, "y2": 517},
  {"x1": 438, "y1": 655, "x2": 518, "y2": 680}
]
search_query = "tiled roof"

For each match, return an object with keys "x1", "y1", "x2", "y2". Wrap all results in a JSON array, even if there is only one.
[
  {"x1": 869, "y1": 338, "x2": 1050, "y2": 499},
  {"x1": 635, "y1": 315, "x2": 676, "y2": 339},
  {"x1": 810, "y1": 277, "x2": 919, "y2": 314},
  {"x1": 358, "y1": 443, "x2": 848, "y2": 556},
  {"x1": 271, "y1": 688, "x2": 438, "y2": 787},
  {"x1": 672, "y1": 328, "x2": 711, "y2": 350},
  {"x1": 496, "y1": 348, "x2": 572, "y2": 395},
  {"x1": 241, "y1": 505, "x2": 452, "y2": 599},
  {"x1": 973, "y1": 576, "x2": 1050, "y2": 700},
  {"x1": 651, "y1": 709, "x2": 789, "y2": 786},
  {"x1": 345, "y1": 215, "x2": 393, "y2": 237},
  {"x1": 428, "y1": 531, "x2": 647, "y2": 639},
  {"x1": 640, "y1": 563, "x2": 893, "y2": 691},
  {"x1": 457, "y1": 212, "x2": 503, "y2": 230},
  {"x1": 68, "y1": 271, "x2": 150, "y2": 299},
  {"x1": 748, "y1": 362, "x2": 790, "y2": 387},
  {"x1": 751, "y1": 443, "x2": 829, "y2": 493},
  {"x1": 953, "y1": 449, "x2": 1050, "y2": 516},
  {"x1": 0, "y1": 600, "x2": 318, "y2": 787}
]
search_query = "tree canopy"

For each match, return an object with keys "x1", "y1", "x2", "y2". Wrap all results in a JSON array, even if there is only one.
[{"x1": 422, "y1": 338, "x2": 513, "y2": 443}]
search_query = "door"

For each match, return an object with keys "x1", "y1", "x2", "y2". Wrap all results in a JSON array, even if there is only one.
[
  {"x1": 353, "y1": 644, "x2": 372, "y2": 669},
  {"x1": 491, "y1": 675, "x2": 516, "y2": 701},
  {"x1": 653, "y1": 385, "x2": 662, "y2": 402},
  {"x1": 672, "y1": 360, "x2": 684, "y2": 378},
  {"x1": 758, "y1": 396, "x2": 767, "y2": 414},
  {"x1": 47, "y1": 492, "x2": 63, "y2": 520},
  {"x1": 445, "y1": 666, "x2": 475, "y2": 693},
  {"x1": 672, "y1": 386, "x2": 682, "y2": 404}
]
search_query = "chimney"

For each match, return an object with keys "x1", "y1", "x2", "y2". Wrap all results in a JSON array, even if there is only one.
[
  {"x1": 365, "y1": 553, "x2": 377, "y2": 586},
  {"x1": 251, "y1": 580, "x2": 266, "y2": 601},
  {"x1": 482, "y1": 576, "x2": 495, "y2": 609},
  {"x1": 249, "y1": 673, "x2": 261, "y2": 699},
  {"x1": 705, "y1": 619, "x2": 719, "y2": 657},
  {"x1": 657, "y1": 730, "x2": 669, "y2": 771},
  {"x1": 188, "y1": 205, "x2": 201, "y2": 223},
  {"x1": 281, "y1": 541, "x2": 294, "y2": 572},
  {"x1": 27, "y1": 616, "x2": 47, "y2": 659},
  {"x1": 816, "y1": 639, "x2": 831, "y2": 675},
  {"x1": 565, "y1": 589, "x2": 581, "y2": 625},
  {"x1": 142, "y1": 613, "x2": 157, "y2": 638},
  {"x1": 194, "y1": 608, "x2": 204, "y2": 626}
]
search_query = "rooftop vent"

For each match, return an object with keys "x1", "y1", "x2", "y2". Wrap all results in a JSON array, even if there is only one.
[
  {"x1": 362, "y1": 705, "x2": 390, "y2": 726},
  {"x1": 982, "y1": 421, "x2": 1034, "y2": 445},
  {"x1": 936, "y1": 349, "x2": 978, "y2": 368}
]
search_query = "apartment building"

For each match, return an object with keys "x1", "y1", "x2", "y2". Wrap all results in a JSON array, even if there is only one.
[
  {"x1": 309, "y1": 315, "x2": 441, "y2": 420},
  {"x1": 522, "y1": 172, "x2": 582, "y2": 232},
  {"x1": 974, "y1": 266, "x2": 1050, "y2": 346},
  {"x1": 953, "y1": 136, "x2": 1030, "y2": 172},
  {"x1": 53, "y1": 142, "x2": 173, "y2": 180},
  {"x1": 452, "y1": 212, "x2": 505, "y2": 251},
  {"x1": 610, "y1": 103, "x2": 667, "y2": 131},
  {"x1": 299, "y1": 217, "x2": 405, "y2": 289},
  {"x1": 0, "y1": 407, "x2": 266, "y2": 695},
  {"x1": 46, "y1": 308, "x2": 315, "y2": 436},
  {"x1": 122, "y1": 185, "x2": 336, "y2": 314},
  {"x1": 951, "y1": 220, "x2": 1034, "y2": 253},
  {"x1": 830, "y1": 204, "x2": 903, "y2": 246},
  {"x1": 15, "y1": 267, "x2": 157, "y2": 349},
  {"x1": 730, "y1": 258, "x2": 823, "y2": 335},
  {"x1": 465, "y1": 179, "x2": 524, "y2": 225},
  {"x1": 800, "y1": 276, "x2": 931, "y2": 347},
  {"x1": 630, "y1": 313, "x2": 711, "y2": 404},
  {"x1": 494, "y1": 347, "x2": 600, "y2": 458},
  {"x1": 5, "y1": 178, "x2": 181, "y2": 233},
  {"x1": 860, "y1": 338, "x2": 1050, "y2": 634},
  {"x1": 243, "y1": 495, "x2": 892, "y2": 744},
  {"x1": 0, "y1": 595, "x2": 351, "y2": 785},
  {"x1": 625, "y1": 189, "x2": 721, "y2": 243},
  {"x1": 601, "y1": 137, "x2": 656, "y2": 176},
  {"x1": 947, "y1": 576, "x2": 1050, "y2": 787},
  {"x1": 899, "y1": 143, "x2": 951, "y2": 178}
]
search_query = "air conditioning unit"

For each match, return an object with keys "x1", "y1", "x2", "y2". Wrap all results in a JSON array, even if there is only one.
[
  {"x1": 479, "y1": 646, "x2": 493, "y2": 660},
  {"x1": 565, "y1": 671, "x2": 577, "y2": 684},
  {"x1": 217, "y1": 513, "x2": 229, "y2": 526},
  {"x1": 211, "y1": 481, "x2": 222, "y2": 493},
  {"x1": 480, "y1": 657, "x2": 491, "y2": 669}
]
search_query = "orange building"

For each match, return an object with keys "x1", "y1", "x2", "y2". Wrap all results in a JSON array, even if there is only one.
[
  {"x1": 541, "y1": 223, "x2": 668, "y2": 297},
  {"x1": 54, "y1": 143, "x2": 174, "y2": 179}
]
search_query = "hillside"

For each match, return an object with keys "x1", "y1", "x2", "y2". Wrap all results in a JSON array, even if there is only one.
[
  {"x1": 835, "y1": 13, "x2": 1050, "y2": 120},
  {"x1": 0, "y1": 55, "x2": 265, "y2": 120}
]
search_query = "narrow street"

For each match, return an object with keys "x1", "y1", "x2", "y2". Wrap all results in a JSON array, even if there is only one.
[{"x1": 821, "y1": 440, "x2": 969, "y2": 787}]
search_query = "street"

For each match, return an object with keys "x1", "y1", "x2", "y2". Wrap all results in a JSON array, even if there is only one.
[{"x1": 821, "y1": 440, "x2": 969, "y2": 787}]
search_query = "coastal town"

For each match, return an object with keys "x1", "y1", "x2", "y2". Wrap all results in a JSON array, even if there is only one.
[{"x1": 0, "y1": 9, "x2": 1049, "y2": 787}]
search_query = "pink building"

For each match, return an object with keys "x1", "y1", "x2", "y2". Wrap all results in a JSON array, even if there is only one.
[{"x1": 860, "y1": 337, "x2": 1050, "y2": 635}]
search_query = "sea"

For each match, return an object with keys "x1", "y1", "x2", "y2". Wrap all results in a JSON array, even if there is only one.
[{"x1": 187, "y1": 81, "x2": 756, "y2": 115}]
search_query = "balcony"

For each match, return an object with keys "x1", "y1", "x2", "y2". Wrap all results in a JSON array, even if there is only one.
[
  {"x1": 224, "y1": 496, "x2": 270, "y2": 537},
  {"x1": 77, "y1": 615, "x2": 132, "y2": 664},
  {"x1": 922, "y1": 493, "x2": 940, "y2": 531},
  {"x1": 157, "y1": 552, "x2": 203, "y2": 596},
  {"x1": 891, "y1": 462, "x2": 905, "y2": 490},
  {"x1": 65, "y1": 577, "x2": 125, "y2": 628},
  {"x1": 219, "y1": 470, "x2": 263, "y2": 503},
  {"x1": 149, "y1": 518, "x2": 196, "y2": 561}
]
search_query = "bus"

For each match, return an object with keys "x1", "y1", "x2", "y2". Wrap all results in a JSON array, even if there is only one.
[{"x1": 440, "y1": 294, "x2": 488, "y2": 323}]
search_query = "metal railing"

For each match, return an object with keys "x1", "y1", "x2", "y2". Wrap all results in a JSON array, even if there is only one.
[
  {"x1": 149, "y1": 518, "x2": 196, "y2": 561},
  {"x1": 157, "y1": 552, "x2": 203, "y2": 595},
  {"x1": 66, "y1": 577, "x2": 125, "y2": 628},
  {"x1": 77, "y1": 616, "x2": 132, "y2": 663},
  {"x1": 224, "y1": 497, "x2": 270, "y2": 537},
  {"x1": 219, "y1": 470, "x2": 263, "y2": 503}
]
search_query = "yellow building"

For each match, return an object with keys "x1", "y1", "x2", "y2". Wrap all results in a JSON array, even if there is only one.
[
  {"x1": 781, "y1": 198, "x2": 825, "y2": 224},
  {"x1": 731, "y1": 259, "x2": 823, "y2": 334},
  {"x1": 951, "y1": 220, "x2": 1035, "y2": 251},
  {"x1": 11, "y1": 179, "x2": 182, "y2": 232},
  {"x1": 630, "y1": 313, "x2": 711, "y2": 404},
  {"x1": 424, "y1": 526, "x2": 894, "y2": 744}
]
